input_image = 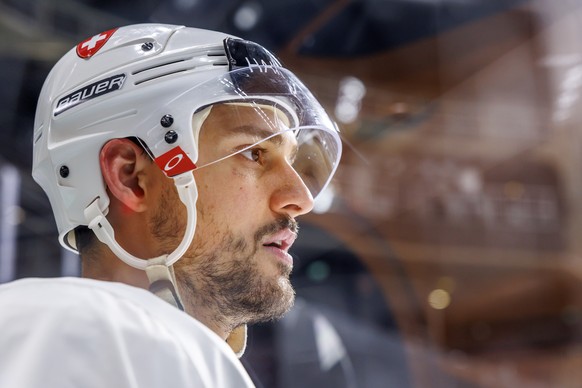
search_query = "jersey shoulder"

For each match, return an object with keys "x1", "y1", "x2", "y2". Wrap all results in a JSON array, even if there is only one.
[{"x1": 0, "y1": 277, "x2": 255, "y2": 388}]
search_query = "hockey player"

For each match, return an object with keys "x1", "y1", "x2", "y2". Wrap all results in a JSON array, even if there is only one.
[{"x1": 0, "y1": 24, "x2": 341, "y2": 387}]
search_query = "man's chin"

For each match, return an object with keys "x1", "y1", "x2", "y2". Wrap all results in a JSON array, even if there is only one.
[{"x1": 250, "y1": 291, "x2": 295, "y2": 324}]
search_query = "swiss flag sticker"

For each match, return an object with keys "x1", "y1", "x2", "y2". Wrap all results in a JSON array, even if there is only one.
[
  {"x1": 154, "y1": 146, "x2": 197, "y2": 177},
  {"x1": 76, "y1": 28, "x2": 118, "y2": 59}
]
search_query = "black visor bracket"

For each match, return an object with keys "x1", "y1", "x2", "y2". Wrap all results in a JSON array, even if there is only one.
[{"x1": 223, "y1": 38, "x2": 282, "y2": 71}]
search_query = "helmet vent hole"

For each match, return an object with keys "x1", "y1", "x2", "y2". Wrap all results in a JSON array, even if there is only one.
[
  {"x1": 134, "y1": 68, "x2": 193, "y2": 85},
  {"x1": 132, "y1": 59, "x2": 188, "y2": 75},
  {"x1": 131, "y1": 51, "x2": 229, "y2": 85}
]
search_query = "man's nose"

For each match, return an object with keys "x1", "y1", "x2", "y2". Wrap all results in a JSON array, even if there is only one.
[{"x1": 269, "y1": 163, "x2": 314, "y2": 218}]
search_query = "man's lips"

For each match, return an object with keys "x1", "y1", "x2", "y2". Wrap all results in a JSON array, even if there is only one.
[{"x1": 262, "y1": 228, "x2": 297, "y2": 253}]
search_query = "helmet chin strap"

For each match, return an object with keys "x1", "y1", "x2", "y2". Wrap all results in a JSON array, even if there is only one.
[{"x1": 84, "y1": 172, "x2": 198, "y2": 310}]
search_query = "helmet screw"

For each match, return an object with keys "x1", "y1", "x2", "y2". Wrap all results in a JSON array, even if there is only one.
[
  {"x1": 141, "y1": 42, "x2": 154, "y2": 51},
  {"x1": 165, "y1": 130, "x2": 178, "y2": 144},
  {"x1": 59, "y1": 165, "x2": 70, "y2": 178},
  {"x1": 160, "y1": 114, "x2": 174, "y2": 128}
]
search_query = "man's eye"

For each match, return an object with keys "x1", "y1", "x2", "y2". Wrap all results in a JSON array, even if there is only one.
[{"x1": 240, "y1": 148, "x2": 263, "y2": 163}]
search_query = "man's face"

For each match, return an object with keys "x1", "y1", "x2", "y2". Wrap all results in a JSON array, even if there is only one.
[{"x1": 164, "y1": 103, "x2": 314, "y2": 326}]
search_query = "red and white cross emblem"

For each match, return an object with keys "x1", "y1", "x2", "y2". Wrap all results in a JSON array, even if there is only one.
[{"x1": 76, "y1": 28, "x2": 118, "y2": 59}]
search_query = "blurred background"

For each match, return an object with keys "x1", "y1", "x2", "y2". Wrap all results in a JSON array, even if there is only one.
[{"x1": 3, "y1": 0, "x2": 582, "y2": 386}]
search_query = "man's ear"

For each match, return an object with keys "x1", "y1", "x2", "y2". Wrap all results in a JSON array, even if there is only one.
[{"x1": 100, "y1": 138, "x2": 150, "y2": 212}]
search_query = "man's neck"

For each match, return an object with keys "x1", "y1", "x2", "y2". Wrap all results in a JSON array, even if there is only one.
[
  {"x1": 83, "y1": 248, "x2": 245, "y2": 343},
  {"x1": 81, "y1": 250, "x2": 150, "y2": 290},
  {"x1": 179, "y1": 295, "x2": 238, "y2": 340}
]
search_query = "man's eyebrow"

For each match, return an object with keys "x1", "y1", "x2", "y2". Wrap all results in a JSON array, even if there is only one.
[
  {"x1": 226, "y1": 125, "x2": 299, "y2": 162},
  {"x1": 226, "y1": 125, "x2": 285, "y2": 145}
]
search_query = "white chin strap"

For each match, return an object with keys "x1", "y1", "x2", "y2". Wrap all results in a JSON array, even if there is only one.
[{"x1": 83, "y1": 172, "x2": 198, "y2": 310}]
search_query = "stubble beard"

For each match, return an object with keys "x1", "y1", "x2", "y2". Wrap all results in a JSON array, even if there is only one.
[
  {"x1": 177, "y1": 223, "x2": 296, "y2": 329},
  {"x1": 187, "y1": 232, "x2": 295, "y2": 323},
  {"x1": 151, "y1": 188, "x2": 296, "y2": 329}
]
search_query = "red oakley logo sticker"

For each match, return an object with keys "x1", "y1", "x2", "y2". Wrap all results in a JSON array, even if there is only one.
[
  {"x1": 76, "y1": 28, "x2": 118, "y2": 59},
  {"x1": 155, "y1": 146, "x2": 196, "y2": 177}
]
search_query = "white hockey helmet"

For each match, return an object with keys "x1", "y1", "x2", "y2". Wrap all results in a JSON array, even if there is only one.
[{"x1": 32, "y1": 24, "x2": 342, "y2": 272}]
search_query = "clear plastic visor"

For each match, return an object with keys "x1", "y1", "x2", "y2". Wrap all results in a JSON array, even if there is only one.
[{"x1": 191, "y1": 67, "x2": 342, "y2": 200}]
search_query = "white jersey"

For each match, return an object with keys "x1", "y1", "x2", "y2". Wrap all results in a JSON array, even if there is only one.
[{"x1": 0, "y1": 277, "x2": 255, "y2": 388}]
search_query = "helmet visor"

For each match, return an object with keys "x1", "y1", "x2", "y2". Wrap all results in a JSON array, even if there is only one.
[{"x1": 191, "y1": 67, "x2": 342, "y2": 200}]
